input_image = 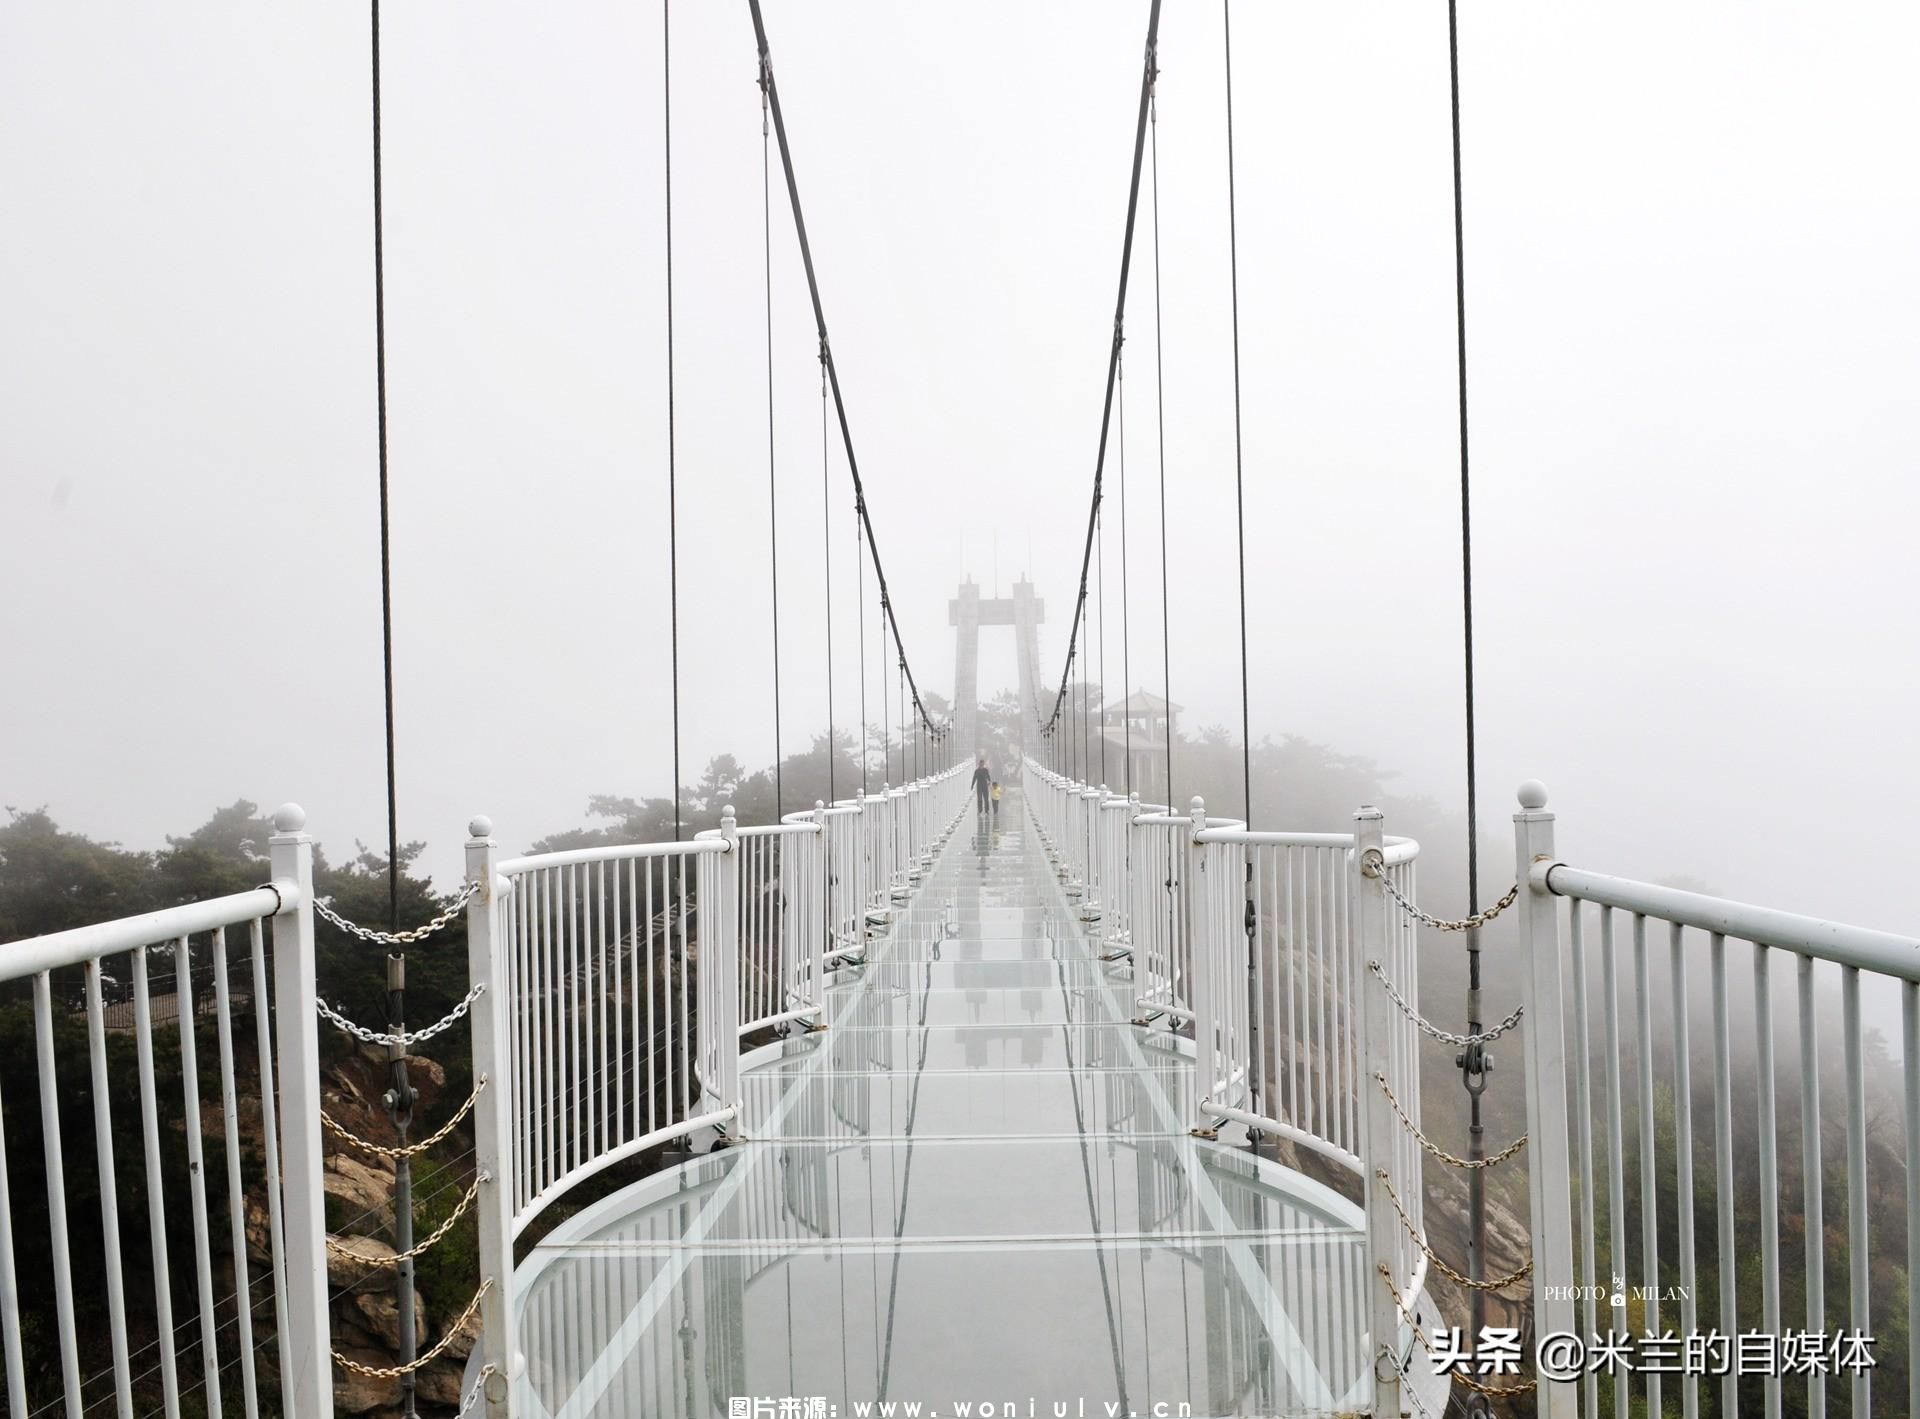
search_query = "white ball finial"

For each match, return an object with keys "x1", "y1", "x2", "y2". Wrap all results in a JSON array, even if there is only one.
[
  {"x1": 721, "y1": 803, "x2": 736, "y2": 823},
  {"x1": 272, "y1": 802, "x2": 306, "y2": 833},
  {"x1": 469, "y1": 815, "x2": 494, "y2": 839},
  {"x1": 1517, "y1": 779, "x2": 1549, "y2": 810},
  {"x1": 1190, "y1": 795, "x2": 1206, "y2": 813}
]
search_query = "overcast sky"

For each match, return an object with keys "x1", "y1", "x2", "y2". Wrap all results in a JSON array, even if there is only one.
[{"x1": 3, "y1": 3, "x2": 1916, "y2": 940}]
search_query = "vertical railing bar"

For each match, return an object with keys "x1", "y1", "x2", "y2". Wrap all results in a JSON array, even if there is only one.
[
  {"x1": 1796, "y1": 953, "x2": 1822, "y2": 1419},
  {"x1": 612, "y1": 856, "x2": 625, "y2": 1149},
  {"x1": 1568, "y1": 902, "x2": 1597, "y2": 1419},
  {"x1": 678, "y1": 855, "x2": 692, "y2": 1118},
  {"x1": 597, "y1": 859, "x2": 609, "y2": 1162},
  {"x1": 247, "y1": 919, "x2": 293, "y2": 1397},
  {"x1": 1667, "y1": 921, "x2": 1697, "y2": 1419},
  {"x1": 133, "y1": 942, "x2": 184, "y2": 1419},
  {"x1": 1632, "y1": 913, "x2": 1661, "y2": 1419},
  {"x1": 1840, "y1": 965, "x2": 1869, "y2": 1419},
  {"x1": 0, "y1": 1066, "x2": 28, "y2": 1419},
  {"x1": 1755, "y1": 942, "x2": 1783, "y2": 1419},
  {"x1": 567, "y1": 861, "x2": 582, "y2": 1178},
  {"x1": 211, "y1": 927, "x2": 261, "y2": 1419},
  {"x1": 82, "y1": 957, "x2": 136, "y2": 1419},
  {"x1": 644, "y1": 860, "x2": 657, "y2": 1136},
  {"x1": 1709, "y1": 933, "x2": 1737, "y2": 1419},
  {"x1": 173, "y1": 934, "x2": 226, "y2": 1419},
  {"x1": 1285, "y1": 845, "x2": 1298, "y2": 1124},
  {"x1": 32, "y1": 971, "x2": 85, "y2": 1417},
  {"x1": 1598, "y1": 906, "x2": 1627, "y2": 1419},
  {"x1": 1903, "y1": 979, "x2": 1920, "y2": 1419}
]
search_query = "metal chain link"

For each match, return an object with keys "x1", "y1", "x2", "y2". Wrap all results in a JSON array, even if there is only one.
[
  {"x1": 1374, "y1": 1072, "x2": 1527, "y2": 1169},
  {"x1": 1380, "y1": 1265, "x2": 1539, "y2": 1398},
  {"x1": 454, "y1": 1365, "x2": 498, "y2": 1417},
  {"x1": 1363, "y1": 853, "x2": 1517, "y2": 932},
  {"x1": 322, "y1": 1077, "x2": 488, "y2": 1160},
  {"x1": 1375, "y1": 1169, "x2": 1533, "y2": 1292},
  {"x1": 1368, "y1": 960, "x2": 1525, "y2": 1048},
  {"x1": 324, "y1": 1173, "x2": 489, "y2": 1266},
  {"x1": 332, "y1": 1278, "x2": 492, "y2": 1378},
  {"x1": 315, "y1": 879, "x2": 481, "y2": 945},
  {"x1": 316, "y1": 982, "x2": 486, "y2": 1049}
]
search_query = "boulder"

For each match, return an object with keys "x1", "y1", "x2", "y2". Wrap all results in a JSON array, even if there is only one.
[
  {"x1": 332, "y1": 1347, "x2": 401, "y2": 1414},
  {"x1": 352, "y1": 1289, "x2": 428, "y2": 1351},
  {"x1": 326, "y1": 1152, "x2": 396, "y2": 1235},
  {"x1": 414, "y1": 1358, "x2": 467, "y2": 1409},
  {"x1": 325, "y1": 1234, "x2": 400, "y2": 1294}
]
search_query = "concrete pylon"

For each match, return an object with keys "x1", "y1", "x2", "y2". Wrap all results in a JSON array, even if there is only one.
[{"x1": 947, "y1": 575, "x2": 1045, "y2": 761}]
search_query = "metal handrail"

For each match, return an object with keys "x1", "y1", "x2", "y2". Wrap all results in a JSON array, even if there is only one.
[
  {"x1": 497, "y1": 836, "x2": 724, "y2": 876},
  {"x1": 1538, "y1": 859, "x2": 1920, "y2": 979},
  {"x1": 0, "y1": 883, "x2": 300, "y2": 981}
]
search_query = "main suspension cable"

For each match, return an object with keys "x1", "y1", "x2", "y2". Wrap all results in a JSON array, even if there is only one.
[
  {"x1": 746, "y1": 0, "x2": 945, "y2": 742},
  {"x1": 663, "y1": 0, "x2": 684, "y2": 840},
  {"x1": 1039, "y1": 0, "x2": 1164, "y2": 742}
]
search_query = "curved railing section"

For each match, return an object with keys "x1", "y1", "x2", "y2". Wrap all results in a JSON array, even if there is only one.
[{"x1": 1022, "y1": 756, "x2": 1430, "y2": 1383}]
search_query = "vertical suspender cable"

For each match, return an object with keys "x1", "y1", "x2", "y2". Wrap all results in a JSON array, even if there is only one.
[
  {"x1": 857, "y1": 502, "x2": 869, "y2": 795},
  {"x1": 1447, "y1": 0, "x2": 1492, "y2": 1363},
  {"x1": 822, "y1": 353, "x2": 836, "y2": 802},
  {"x1": 1149, "y1": 77, "x2": 1174, "y2": 808},
  {"x1": 1097, "y1": 499, "x2": 1108, "y2": 789},
  {"x1": 367, "y1": 10, "x2": 418, "y2": 1408},
  {"x1": 664, "y1": 0, "x2": 684, "y2": 840},
  {"x1": 368, "y1": 0, "x2": 399, "y2": 933},
  {"x1": 760, "y1": 63, "x2": 784, "y2": 817},
  {"x1": 1223, "y1": 0, "x2": 1252, "y2": 828},
  {"x1": 1221, "y1": 0, "x2": 1262, "y2": 1124}
]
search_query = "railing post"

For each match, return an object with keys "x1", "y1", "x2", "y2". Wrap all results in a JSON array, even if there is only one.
[
  {"x1": 1352, "y1": 804, "x2": 1402, "y2": 1419},
  {"x1": 464, "y1": 817, "x2": 516, "y2": 1417},
  {"x1": 1184, "y1": 796, "x2": 1211, "y2": 1133},
  {"x1": 812, "y1": 801, "x2": 829, "y2": 1011},
  {"x1": 1514, "y1": 781, "x2": 1578, "y2": 1417},
  {"x1": 267, "y1": 806, "x2": 334, "y2": 1419},
  {"x1": 713, "y1": 805, "x2": 743, "y2": 1117}
]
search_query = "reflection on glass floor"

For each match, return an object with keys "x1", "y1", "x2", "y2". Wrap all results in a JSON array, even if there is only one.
[{"x1": 515, "y1": 804, "x2": 1375, "y2": 1418}]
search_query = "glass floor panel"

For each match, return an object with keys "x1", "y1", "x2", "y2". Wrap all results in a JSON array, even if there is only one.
[{"x1": 513, "y1": 796, "x2": 1379, "y2": 1418}]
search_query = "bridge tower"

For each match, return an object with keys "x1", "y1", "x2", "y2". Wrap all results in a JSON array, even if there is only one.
[{"x1": 948, "y1": 575, "x2": 1045, "y2": 759}]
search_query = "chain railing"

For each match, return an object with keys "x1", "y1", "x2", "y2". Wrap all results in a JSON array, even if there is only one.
[
  {"x1": 1367, "y1": 959, "x2": 1525, "y2": 1047},
  {"x1": 316, "y1": 980, "x2": 487, "y2": 1048},
  {"x1": 314, "y1": 879, "x2": 481, "y2": 944}
]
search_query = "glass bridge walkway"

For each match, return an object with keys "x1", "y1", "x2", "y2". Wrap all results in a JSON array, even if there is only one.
[{"x1": 512, "y1": 790, "x2": 1394, "y2": 1419}]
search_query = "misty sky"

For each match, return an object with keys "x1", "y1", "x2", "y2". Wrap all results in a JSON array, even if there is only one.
[{"x1": 2, "y1": 3, "x2": 1916, "y2": 939}]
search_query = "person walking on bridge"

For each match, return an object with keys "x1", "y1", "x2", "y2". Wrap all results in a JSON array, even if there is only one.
[{"x1": 972, "y1": 754, "x2": 993, "y2": 817}]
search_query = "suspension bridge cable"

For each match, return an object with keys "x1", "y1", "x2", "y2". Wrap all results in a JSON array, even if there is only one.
[
  {"x1": 1039, "y1": 0, "x2": 1164, "y2": 740},
  {"x1": 746, "y1": 0, "x2": 946, "y2": 742},
  {"x1": 1446, "y1": 0, "x2": 1493, "y2": 1372},
  {"x1": 856, "y1": 501, "x2": 869, "y2": 795},
  {"x1": 368, "y1": 0, "x2": 399, "y2": 931},
  {"x1": 1119, "y1": 354, "x2": 1132, "y2": 795},
  {"x1": 822, "y1": 353, "x2": 836, "y2": 802},
  {"x1": 1097, "y1": 497, "x2": 1108, "y2": 788},
  {"x1": 1223, "y1": 0, "x2": 1252, "y2": 826},
  {"x1": 1149, "y1": 75, "x2": 1174, "y2": 807},
  {"x1": 664, "y1": 0, "x2": 684, "y2": 840},
  {"x1": 759, "y1": 63, "x2": 784, "y2": 817}
]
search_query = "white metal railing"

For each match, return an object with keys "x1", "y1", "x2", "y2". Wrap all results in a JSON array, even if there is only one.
[
  {"x1": 0, "y1": 805, "x2": 331, "y2": 1419},
  {"x1": 1512, "y1": 782, "x2": 1920, "y2": 1419},
  {"x1": 1022, "y1": 757, "x2": 1431, "y2": 1415},
  {"x1": 463, "y1": 763, "x2": 968, "y2": 1408}
]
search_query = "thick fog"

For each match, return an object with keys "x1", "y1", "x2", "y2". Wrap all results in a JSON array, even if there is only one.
[{"x1": 3, "y1": 3, "x2": 1916, "y2": 951}]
